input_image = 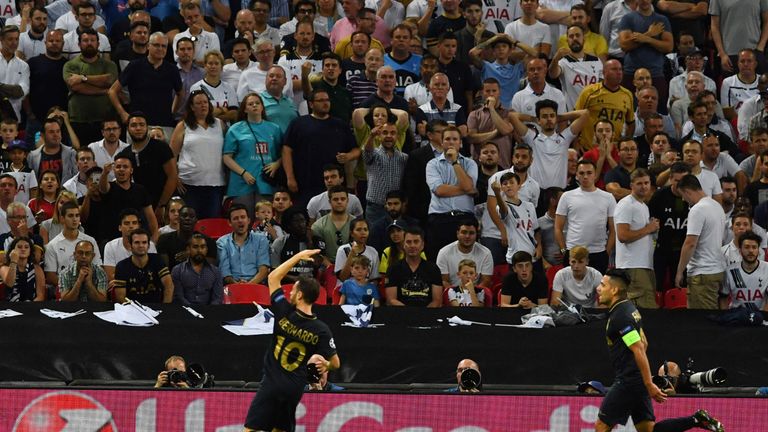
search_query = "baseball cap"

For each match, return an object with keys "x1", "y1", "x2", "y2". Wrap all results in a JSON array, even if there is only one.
[
  {"x1": 577, "y1": 380, "x2": 607, "y2": 395},
  {"x1": 686, "y1": 47, "x2": 704, "y2": 58},
  {"x1": 6, "y1": 139, "x2": 28, "y2": 151},
  {"x1": 387, "y1": 219, "x2": 409, "y2": 231}
]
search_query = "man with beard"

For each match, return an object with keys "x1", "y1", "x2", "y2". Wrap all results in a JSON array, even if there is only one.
[
  {"x1": 474, "y1": 142, "x2": 499, "y2": 205},
  {"x1": 549, "y1": 24, "x2": 604, "y2": 111},
  {"x1": 271, "y1": 206, "x2": 325, "y2": 283},
  {"x1": 112, "y1": 21, "x2": 149, "y2": 74},
  {"x1": 114, "y1": 228, "x2": 173, "y2": 303},
  {"x1": 339, "y1": 31, "x2": 369, "y2": 85},
  {"x1": 481, "y1": 144, "x2": 540, "y2": 265},
  {"x1": 303, "y1": 52, "x2": 352, "y2": 123},
  {"x1": 109, "y1": 5, "x2": 162, "y2": 47},
  {"x1": 27, "y1": 118, "x2": 77, "y2": 182},
  {"x1": 18, "y1": 7, "x2": 48, "y2": 60},
  {"x1": 721, "y1": 231, "x2": 768, "y2": 311},
  {"x1": 109, "y1": 32, "x2": 183, "y2": 135},
  {"x1": 63, "y1": 27, "x2": 117, "y2": 145},
  {"x1": 103, "y1": 208, "x2": 158, "y2": 282},
  {"x1": 116, "y1": 112, "x2": 177, "y2": 223},
  {"x1": 62, "y1": 3, "x2": 111, "y2": 60},
  {"x1": 157, "y1": 206, "x2": 217, "y2": 271},
  {"x1": 98, "y1": 155, "x2": 158, "y2": 242},
  {"x1": 278, "y1": 19, "x2": 324, "y2": 111},
  {"x1": 466, "y1": 80, "x2": 511, "y2": 168},
  {"x1": 217, "y1": 203, "x2": 270, "y2": 286},
  {"x1": 172, "y1": 233, "x2": 223, "y2": 305}
]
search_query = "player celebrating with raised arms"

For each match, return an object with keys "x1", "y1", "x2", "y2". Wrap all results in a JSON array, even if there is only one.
[{"x1": 244, "y1": 249, "x2": 340, "y2": 432}]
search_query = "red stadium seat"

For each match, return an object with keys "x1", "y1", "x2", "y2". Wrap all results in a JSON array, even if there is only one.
[
  {"x1": 663, "y1": 288, "x2": 688, "y2": 309},
  {"x1": 545, "y1": 265, "x2": 564, "y2": 302},
  {"x1": 223, "y1": 283, "x2": 271, "y2": 305},
  {"x1": 194, "y1": 218, "x2": 232, "y2": 239},
  {"x1": 491, "y1": 264, "x2": 509, "y2": 287},
  {"x1": 332, "y1": 285, "x2": 342, "y2": 305}
]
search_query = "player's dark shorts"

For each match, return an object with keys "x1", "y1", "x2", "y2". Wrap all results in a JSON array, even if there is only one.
[
  {"x1": 598, "y1": 378, "x2": 656, "y2": 427},
  {"x1": 244, "y1": 382, "x2": 304, "y2": 431}
]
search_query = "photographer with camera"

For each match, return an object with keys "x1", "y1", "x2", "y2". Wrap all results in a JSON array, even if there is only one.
[
  {"x1": 447, "y1": 359, "x2": 482, "y2": 393},
  {"x1": 154, "y1": 355, "x2": 189, "y2": 388},
  {"x1": 655, "y1": 359, "x2": 728, "y2": 395}
]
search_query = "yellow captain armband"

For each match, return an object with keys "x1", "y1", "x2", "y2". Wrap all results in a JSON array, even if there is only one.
[{"x1": 622, "y1": 329, "x2": 641, "y2": 347}]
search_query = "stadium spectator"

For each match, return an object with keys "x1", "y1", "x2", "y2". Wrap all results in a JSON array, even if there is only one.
[
  {"x1": 62, "y1": 4, "x2": 111, "y2": 61},
  {"x1": 172, "y1": 37, "x2": 204, "y2": 121},
  {"x1": 720, "y1": 231, "x2": 768, "y2": 310},
  {"x1": 26, "y1": 30, "x2": 68, "y2": 145},
  {"x1": 27, "y1": 118, "x2": 77, "y2": 183},
  {"x1": 29, "y1": 175, "x2": 65, "y2": 238},
  {"x1": 538, "y1": 187, "x2": 564, "y2": 269},
  {"x1": 435, "y1": 217, "x2": 492, "y2": 289},
  {"x1": 555, "y1": 159, "x2": 616, "y2": 275},
  {"x1": 88, "y1": 119, "x2": 128, "y2": 180},
  {"x1": 236, "y1": 38, "x2": 279, "y2": 101},
  {"x1": 490, "y1": 171, "x2": 540, "y2": 265},
  {"x1": 302, "y1": 52, "x2": 353, "y2": 123},
  {"x1": 709, "y1": 0, "x2": 768, "y2": 75},
  {"x1": 103, "y1": 208, "x2": 158, "y2": 281},
  {"x1": 112, "y1": 21, "x2": 149, "y2": 75},
  {"x1": 189, "y1": 51, "x2": 238, "y2": 123},
  {"x1": 279, "y1": 0, "x2": 328, "y2": 39},
  {"x1": 334, "y1": 9, "x2": 384, "y2": 61},
  {"x1": 360, "y1": 65, "x2": 409, "y2": 111},
  {"x1": 434, "y1": 33, "x2": 473, "y2": 109},
  {"x1": 98, "y1": 155, "x2": 158, "y2": 242},
  {"x1": 404, "y1": 119, "x2": 446, "y2": 225},
  {"x1": 109, "y1": 32, "x2": 183, "y2": 135},
  {"x1": 675, "y1": 174, "x2": 726, "y2": 309},
  {"x1": 172, "y1": 233, "x2": 223, "y2": 306},
  {"x1": 737, "y1": 75, "x2": 768, "y2": 141},
  {"x1": 109, "y1": 5, "x2": 162, "y2": 47},
  {"x1": 668, "y1": 48, "x2": 716, "y2": 109},
  {"x1": 114, "y1": 228, "x2": 173, "y2": 303},
  {"x1": 446, "y1": 259, "x2": 486, "y2": 307},
  {"x1": 605, "y1": 137, "x2": 640, "y2": 201},
  {"x1": 557, "y1": 4, "x2": 608, "y2": 62},
  {"x1": 248, "y1": 0, "x2": 281, "y2": 48},
  {"x1": 0, "y1": 237, "x2": 45, "y2": 302},
  {"x1": 311, "y1": 186, "x2": 353, "y2": 262},
  {"x1": 404, "y1": 54, "x2": 453, "y2": 112},
  {"x1": 614, "y1": 168, "x2": 659, "y2": 309},
  {"x1": 44, "y1": 201, "x2": 100, "y2": 287},
  {"x1": 61, "y1": 148, "x2": 95, "y2": 199},
  {"x1": 17, "y1": 7, "x2": 49, "y2": 61},
  {"x1": 454, "y1": 0, "x2": 494, "y2": 65},
  {"x1": 260, "y1": 66, "x2": 299, "y2": 133},
  {"x1": 270, "y1": 206, "x2": 323, "y2": 283},
  {"x1": 334, "y1": 217, "x2": 380, "y2": 282},
  {"x1": 474, "y1": 142, "x2": 500, "y2": 205},
  {"x1": 172, "y1": 2, "x2": 220, "y2": 65},
  {"x1": 282, "y1": 89, "x2": 359, "y2": 207},
  {"x1": 339, "y1": 31, "x2": 369, "y2": 84},
  {"x1": 385, "y1": 226, "x2": 442, "y2": 307},
  {"x1": 222, "y1": 38, "x2": 256, "y2": 91},
  {"x1": 468, "y1": 36, "x2": 534, "y2": 112},
  {"x1": 510, "y1": 57, "x2": 566, "y2": 118},
  {"x1": 504, "y1": 0, "x2": 551, "y2": 57},
  {"x1": 425, "y1": 125, "x2": 477, "y2": 260},
  {"x1": 338, "y1": 254, "x2": 380, "y2": 306},
  {"x1": 307, "y1": 164, "x2": 364, "y2": 225},
  {"x1": 157, "y1": 205, "x2": 216, "y2": 269},
  {"x1": 721, "y1": 49, "x2": 760, "y2": 116},
  {"x1": 549, "y1": 24, "x2": 604, "y2": 111},
  {"x1": 330, "y1": 0, "x2": 390, "y2": 50},
  {"x1": 504, "y1": 101, "x2": 589, "y2": 189},
  {"x1": 278, "y1": 19, "x2": 324, "y2": 110},
  {"x1": 217, "y1": 203, "x2": 270, "y2": 285},
  {"x1": 500, "y1": 250, "x2": 548, "y2": 309},
  {"x1": 681, "y1": 91, "x2": 737, "y2": 146},
  {"x1": 3, "y1": 140, "x2": 37, "y2": 204},
  {"x1": 170, "y1": 90, "x2": 226, "y2": 219},
  {"x1": 551, "y1": 245, "x2": 602, "y2": 307},
  {"x1": 575, "y1": 59, "x2": 635, "y2": 152},
  {"x1": 722, "y1": 212, "x2": 755, "y2": 268},
  {"x1": 59, "y1": 239, "x2": 107, "y2": 302},
  {"x1": 116, "y1": 112, "x2": 178, "y2": 220},
  {"x1": 700, "y1": 134, "x2": 746, "y2": 193}
]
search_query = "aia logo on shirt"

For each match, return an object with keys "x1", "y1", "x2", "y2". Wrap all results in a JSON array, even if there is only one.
[
  {"x1": 13, "y1": 391, "x2": 117, "y2": 431},
  {"x1": 516, "y1": 219, "x2": 533, "y2": 231}
]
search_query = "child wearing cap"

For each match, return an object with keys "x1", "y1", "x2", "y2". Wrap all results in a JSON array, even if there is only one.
[
  {"x1": 5, "y1": 140, "x2": 37, "y2": 204},
  {"x1": 338, "y1": 255, "x2": 380, "y2": 307}
]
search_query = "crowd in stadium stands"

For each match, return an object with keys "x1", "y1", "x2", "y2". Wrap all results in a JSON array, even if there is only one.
[{"x1": 1, "y1": 0, "x2": 768, "y2": 312}]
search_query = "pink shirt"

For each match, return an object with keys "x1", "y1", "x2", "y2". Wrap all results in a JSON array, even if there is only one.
[{"x1": 329, "y1": 17, "x2": 390, "y2": 50}]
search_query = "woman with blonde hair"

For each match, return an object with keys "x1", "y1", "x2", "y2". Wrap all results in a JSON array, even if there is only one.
[{"x1": 189, "y1": 50, "x2": 239, "y2": 123}]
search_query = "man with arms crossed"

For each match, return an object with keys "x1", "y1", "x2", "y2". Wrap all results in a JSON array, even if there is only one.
[
  {"x1": 243, "y1": 248, "x2": 339, "y2": 432},
  {"x1": 595, "y1": 268, "x2": 724, "y2": 432}
]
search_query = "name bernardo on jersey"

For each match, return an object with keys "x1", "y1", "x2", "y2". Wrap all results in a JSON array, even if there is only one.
[{"x1": 278, "y1": 316, "x2": 320, "y2": 345}]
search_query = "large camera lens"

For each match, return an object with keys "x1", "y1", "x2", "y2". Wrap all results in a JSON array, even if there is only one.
[
  {"x1": 460, "y1": 368, "x2": 481, "y2": 390},
  {"x1": 167, "y1": 369, "x2": 187, "y2": 384}
]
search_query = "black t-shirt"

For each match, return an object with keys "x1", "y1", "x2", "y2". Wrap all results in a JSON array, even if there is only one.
[
  {"x1": 78, "y1": 195, "x2": 108, "y2": 245},
  {"x1": 113, "y1": 253, "x2": 170, "y2": 303},
  {"x1": 501, "y1": 271, "x2": 548, "y2": 304},
  {"x1": 112, "y1": 40, "x2": 148, "y2": 74},
  {"x1": 263, "y1": 289, "x2": 336, "y2": 389},
  {"x1": 119, "y1": 57, "x2": 183, "y2": 126},
  {"x1": 117, "y1": 140, "x2": 175, "y2": 206},
  {"x1": 604, "y1": 165, "x2": 631, "y2": 190},
  {"x1": 273, "y1": 234, "x2": 320, "y2": 282},
  {"x1": 648, "y1": 186, "x2": 689, "y2": 252},
  {"x1": 475, "y1": 169, "x2": 492, "y2": 205},
  {"x1": 27, "y1": 55, "x2": 69, "y2": 121},
  {"x1": 156, "y1": 231, "x2": 217, "y2": 270},
  {"x1": 438, "y1": 59, "x2": 476, "y2": 108},
  {"x1": 283, "y1": 116, "x2": 356, "y2": 199},
  {"x1": 340, "y1": 59, "x2": 364, "y2": 87},
  {"x1": 745, "y1": 180, "x2": 768, "y2": 208},
  {"x1": 101, "y1": 182, "x2": 152, "y2": 241},
  {"x1": 387, "y1": 258, "x2": 441, "y2": 306},
  {"x1": 39, "y1": 148, "x2": 62, "y2": 180},
  {"x1": 605, "y1": 299, "x2": 644, "y2": 381},
  {"x1": 426, "y1": 16, "x2": 466, "y2": 44}
]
